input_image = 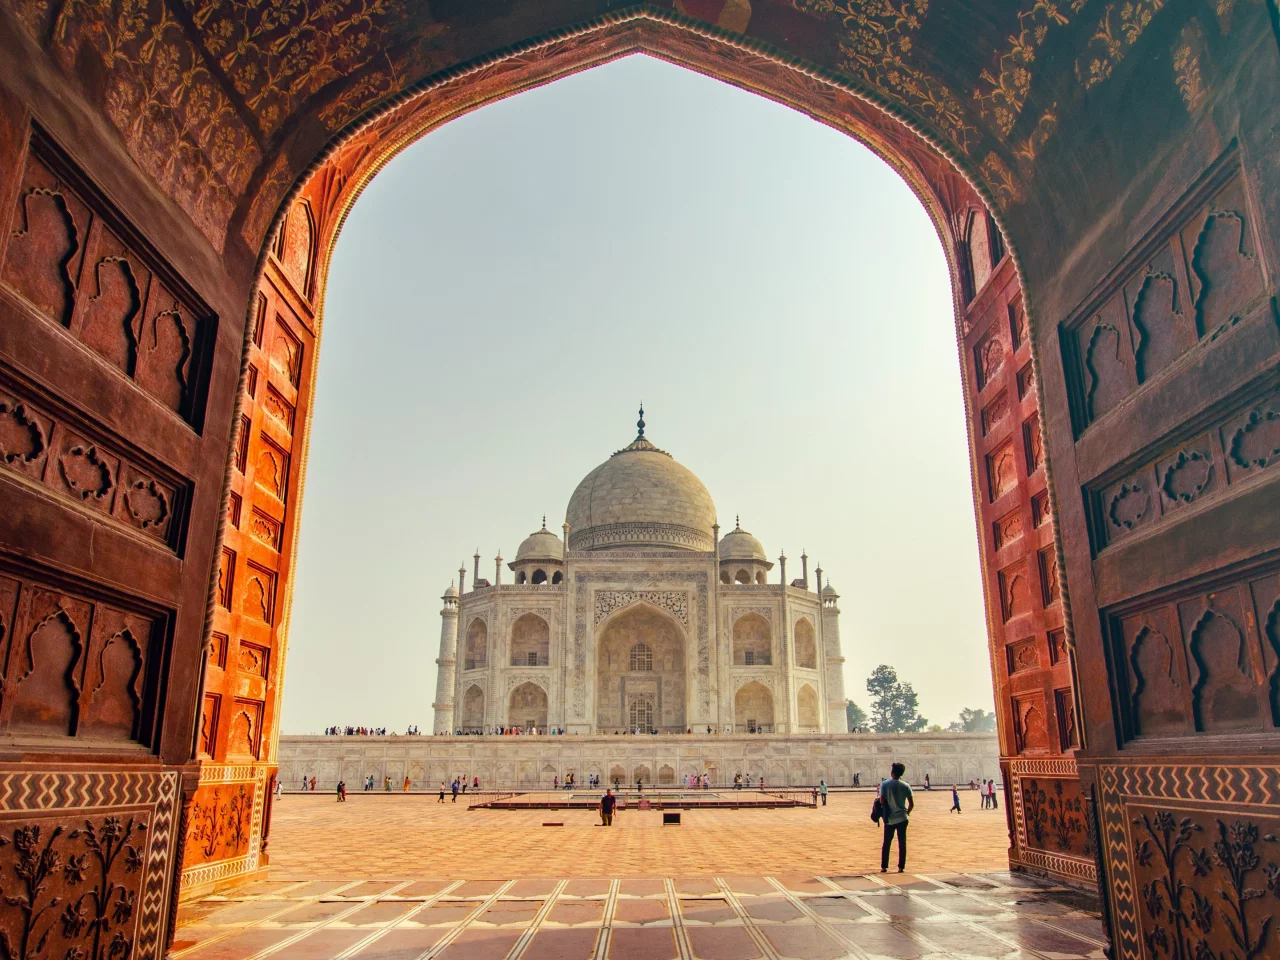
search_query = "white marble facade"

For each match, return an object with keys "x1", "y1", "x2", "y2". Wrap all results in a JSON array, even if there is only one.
[
  {"x1": 432, "y1": 412, "x2": 848, "y2": 737},
  {"x1": 280, "y1": 732, "x2": 1001, "y2": 791}
]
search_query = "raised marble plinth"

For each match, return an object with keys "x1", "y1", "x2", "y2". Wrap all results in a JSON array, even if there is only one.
[{"x1": 277, "y1": 732, "x2": 999, "y2": 790}]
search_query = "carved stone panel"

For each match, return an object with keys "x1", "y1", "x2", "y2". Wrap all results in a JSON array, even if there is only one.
[
  {"x1": 2, "y1": 134, "x2": 213, "y2": 422},
  {"x1": 0, "y1": 769, "x2": 179, "y2": 960}
]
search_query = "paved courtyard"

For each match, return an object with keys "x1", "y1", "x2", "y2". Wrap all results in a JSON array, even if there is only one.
[{"x1": 174, "y1": 791, "x2": 1107, "y2": 959}]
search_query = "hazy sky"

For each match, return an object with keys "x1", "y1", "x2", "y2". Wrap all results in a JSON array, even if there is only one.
[{"x1": 281, "y1": 55, "x2": 991, "y2": 734}]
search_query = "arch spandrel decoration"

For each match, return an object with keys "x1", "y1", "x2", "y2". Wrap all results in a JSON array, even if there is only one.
[{"x1": 1, "y1": 2, "x2": 1273, "y2": 953}]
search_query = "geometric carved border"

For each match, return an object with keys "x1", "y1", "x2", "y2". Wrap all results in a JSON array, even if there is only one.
[
  {"x1": 0, "y1": 767, "x2": 181, "y2": 960},
  {"x1": 178, "y1": 763, "x2": 269, "y2": 893},
  {"x1": 1097, "y1": 762, "x2": 1280, "y2": 960}
]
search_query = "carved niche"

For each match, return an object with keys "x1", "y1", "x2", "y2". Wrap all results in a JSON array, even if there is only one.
[
  {"x1": 226, "y1": 699, "x2": 263, "y2": 758},
  {"x1": 1128, "y1": 268, "x2": 1184, "y2": 383},
  {"x1": 1185, "y1": 178, "x2": 1266, "y2": 337},
  {"x1": 1187, "y1": 608, "x2": 1262, "y2": 733},
  {"x1": 987, "y1": 439, "x2": 1018, "y2": 502},
  {"x1": 973, "y1": 325, "x2": 1005, "y2": 390},
  {"x1": 0, "y1": 575, "x2": 158, "y2": 744},
  {"x1": 2, "y1": 135, "x2": 211, "y2": 420},
  {"x1": 1081, "y1": 313, "x2": 1134, "y2": 422},
  {"x1": 1127, "y1": 621, "x2": 1190, "y2": 737},
  {"x1": 1023, "y1": 414, "x2": 1042, "y2": 473},
  {"x1": 992, "y1": 509, "x2": 1023, "y2": 551},
  {"x1": 999, "y1": 560, "x2": 1031, "y2": 623},
  {"x1": 1012, "y1": 695, "x2": 1051, "y2": 753},
  {"x1": 1112, "y1": 568, "x2": 1280, "y2": 742},
  {"x1": 1159, "y1": 445, "x2": 1215, "y2": 507},
  {"x1": 981, "y1": 391, "x2": 1008, "y2": 435}
]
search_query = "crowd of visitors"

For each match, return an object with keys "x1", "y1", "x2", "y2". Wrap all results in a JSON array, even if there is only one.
[{"x1": 323, "y1": 725, "x2": 422, "y2": 736}]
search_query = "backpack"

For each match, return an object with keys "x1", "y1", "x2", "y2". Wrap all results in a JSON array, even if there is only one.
[{"x1": 870, "y1": 796, "x2": 884, "y2": 824}]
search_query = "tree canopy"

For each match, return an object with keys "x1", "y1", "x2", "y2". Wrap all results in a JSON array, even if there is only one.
[
  {"x1": 845, "y1": 699, "x2": 867, "y2": 732},
  {"x1": 948, "y1": 707, "x2": 997, "y2": 733},
  {"x1": 866, "y1": 664, "x2": 927, "y2": 733}
]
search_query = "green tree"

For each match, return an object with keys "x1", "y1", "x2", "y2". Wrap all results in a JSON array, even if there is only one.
[
  {"x1": 845, "y1": 699, "x2": 867, "y2": 732},
  {"x1": 866, "y1": 664, "x2": 928, "y2": 733},
  {"x1": 948, "y1": 707, "x2": 997, "y2": 732}
]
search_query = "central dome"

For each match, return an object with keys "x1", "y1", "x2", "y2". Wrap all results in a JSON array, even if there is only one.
[{"x1": 566, "y1": 411, "x2": 716, "y2": 552}]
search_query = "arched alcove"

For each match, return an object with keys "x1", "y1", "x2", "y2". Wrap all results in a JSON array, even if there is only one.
[
  {"x1": 794, "y1": 618, "x2": 816, "y2": 669},
  {"x1": 797, "y1": 684, "x2": 820, "y2": 732},
  {"x1": 732, "y1": 614, "x2": 771, "y2": 666},
  {"x1": 734, "y1": 682, "x2": 774, "y2": 733},
  {"x1": 508, "y1": 682, "x2": 548, "y2": 730},
  {"x1": 465, "y1": 619, "x2": 488, "y2": 670},
  {"x1": 510, "y1": 613, "x2": 550, "y2": 666},
  {"x1": 461, "y1": 685, "x2": 485, "y2": 731},
  {"x1": 596, "y1": 605, "x2": 685, "y2": 732}
]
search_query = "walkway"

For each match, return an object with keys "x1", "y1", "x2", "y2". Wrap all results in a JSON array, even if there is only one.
[{"x1": 173, "y1": 792, "x2": 1106, "y2": 959}]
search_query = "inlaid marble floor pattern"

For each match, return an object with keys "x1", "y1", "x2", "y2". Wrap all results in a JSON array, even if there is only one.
[{"x1": 173, "y1": 871, "x2": 1107, "y2": 960}]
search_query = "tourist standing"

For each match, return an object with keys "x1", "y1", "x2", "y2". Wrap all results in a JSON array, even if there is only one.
[
  {"x1": 924, "y1": 774, "x2": 930, "y2": 791},
  {"x1": 879, "y1": 762, "x2": 914, "y2": 874},
  {"x1": 384, "y1": 776, "x2": 391, "y2": 792},
  {"x1": 989, "y1": 779, "x2": 999, "y2": 809},
  {"x1": 310, "y1": 777, "x2": 316, "y2": 791},
  {"x1": 274, "y1": 779, "x2": 283, "y2": 802},
  {"x1": 451, "y1": 779, "x2": 459, "y2": 802},
  {"x1": 819, "y1": 780, "x2": 828, "y2": 806},
  {"x1": 336, "y1": 780, "x2": 346, "y2": 802},
  {"x1": 600, "y1": 789, "x2": 616, "y2": 826},
  {"x1": 950, "y1": 784, "x2": 962, "y2": 813},
  {"x1": 438, "y1": 782, "x2": 446, "y2": 803},
  {"x1": 403, "y1": 776, "x2": 410, "y2": 792}
]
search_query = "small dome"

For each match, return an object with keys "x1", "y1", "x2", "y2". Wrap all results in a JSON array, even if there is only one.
[
  {"x1": 822, "y1": 582, "x2": 839, "y2": 598},
  {"x1": 515, "y1": 520, "x2": 564, "y2": 563},
  {"x1": 443, "y1": 582, "x2": 459, "y2": 598},
  {"x1": 719, "y1": 517, "x2": 767, "y2": 562}
]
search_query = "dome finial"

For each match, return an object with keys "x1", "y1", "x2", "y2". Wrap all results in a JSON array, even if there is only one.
[
  {"x1": 541, "y1": 514, "x2": 547, "y2": 531},
  {"x1": 636, "y1": 402, "x2": 645, "y2": 439},
  {"x1": 735, "y1": 514, "x2": 741, "y2": 531}
]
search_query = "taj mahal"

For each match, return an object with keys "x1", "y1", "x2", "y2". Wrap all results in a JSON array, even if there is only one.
[{"x1": 431, "y1": 409, "x2": 847, "y2": 737}]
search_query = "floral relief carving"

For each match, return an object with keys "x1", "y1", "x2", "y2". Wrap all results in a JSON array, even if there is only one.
[
  {"x1": 1023, "y1": 777, "x2": 1090, "y2": 856},
  {"x1": 0, "y1": 815, "x2": 148, "y2": 960},
  {"x1": 0, "y1": 402, "x2": 47, "y2": 465},
  {"x1": 185, "y1": 783, "x2": 252, "y2": 865},
  {"x1": 59, "y1": 445, "x2": 113, "y2": 502},
  {"x1": 1132, "y1": 812, "x2": 1280, "y2": 960},
  {"x1": 595, "y1": 590, "x2": 689, "y2": 628},
  {"x1": 123, "y1": 479, "x2": 169, "y2": 531},
  {"x1": 1161, "y1": 450, "x2": 1212, "y2": 504},
  {"x1": 1229, "y1": 409, "x2": 1280, "y2": 470},
  {"x1": 1109, "y1": 481, "x2": 1150, "y2": 531}
]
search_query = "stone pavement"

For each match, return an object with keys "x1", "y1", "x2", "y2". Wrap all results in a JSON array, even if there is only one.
[
  {"x1": 173, "y1": 791, "x2": 1107, "y2": 959},
  {"x1": 263, "y1": 790, "x2": 1010, "y2": 877}
]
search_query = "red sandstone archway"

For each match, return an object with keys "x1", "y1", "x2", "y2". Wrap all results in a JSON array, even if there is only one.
[{"x1": 1, "y1": 5, "x2": 1276, "y2": 957}]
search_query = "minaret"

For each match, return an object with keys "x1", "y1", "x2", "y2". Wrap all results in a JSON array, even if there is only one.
[
  {"x1": 494, "y1": 552, "x2": 503, "y2": 586},
  {"x1": 473, "y1": 549, "x2": 481, "y2": 587},
  {"x1": 432, "y1": 582, "x2": 460, "y2": 734},
  {"x1": 821, "y1": 577, "x2": 848, "y2": 732}
]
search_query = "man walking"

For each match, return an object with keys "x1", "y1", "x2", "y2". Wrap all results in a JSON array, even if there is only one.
[
  {"x1": 438, "y1": 782, "x2": 446, "y2": 803},
  {"x1": 451, "y1": 779, "x2": 459, "y2": 803},
  {"x1": 950, "y1": 784, "x2": 962, "y2": 813},
  {"x1": 879, "y1": 762, "x2": 913, "y2": 874},
  {"x1": 600, "y1": 788, "x2": 616, "y2": 826},
  {"x1": 819, "y1": 780, "x2": 828, "y2": 806}
]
